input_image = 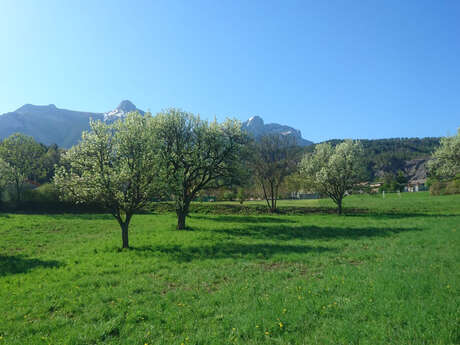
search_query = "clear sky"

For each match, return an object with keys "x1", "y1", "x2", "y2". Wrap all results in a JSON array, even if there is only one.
[{"x1": 0, "y1": 0, "x2": 459, "y2": 142}]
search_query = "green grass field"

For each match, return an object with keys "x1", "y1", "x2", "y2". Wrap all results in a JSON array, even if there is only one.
[{"x1": 1, "y1": 192, "x2": 459, "y2": 344}]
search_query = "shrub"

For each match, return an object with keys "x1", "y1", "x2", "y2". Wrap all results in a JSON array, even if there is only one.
[
  {"x1": 430, "y1": 175, "x2": 460, "y2": 195},
  {"x1": 23, "y1": 183, "x2": 60, "y2": 203},
  {"x1": 445, "y1": 178, "x2": 460, "y2": 195}
]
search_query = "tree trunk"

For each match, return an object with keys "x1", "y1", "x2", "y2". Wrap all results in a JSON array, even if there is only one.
[
  {"x1": 177, "y1": 211, "x2": 187, "y2": 230},
  {"x1": 261, "y1": 181, "x2": 271, "y2": 211},
  {"x1": 176, "y1": 199, "x2": 190, "y2": 230},
  {"x1": 121, "y1": 222, "x2": 129, "y2": 248},
  {"x1": 337, "y1": 198, "x2": 343, "y2": 215},
  {"x1": 116, "y1": 212, "x2": 132, "y2": 249},
  {"x1": 270, "y1": 181, "x2": 276, "y2": 213},
  {"x1": 15, "y1": 181, "x2": 21, "y2": 202}
]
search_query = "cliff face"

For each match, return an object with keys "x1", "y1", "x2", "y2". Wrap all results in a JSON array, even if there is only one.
[
  {"x1": 242, "y1": 116, "x2": 313, "y2": 146},
  {"x1": 404, "y1": 158, "x2": 429, "y2": 182},
  {"x1": 374, "y1": 158, "x2": 430, "y2": 182}
]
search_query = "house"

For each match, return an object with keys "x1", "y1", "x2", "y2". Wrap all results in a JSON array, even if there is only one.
[{"x1": 405, "y1": 179, "x2": 427, "y2": 192}]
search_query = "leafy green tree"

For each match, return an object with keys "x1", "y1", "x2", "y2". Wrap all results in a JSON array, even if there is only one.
[
  {"x1": 395, "y1": 170, "x2": 408, "y2": 192},
  {"x1": 300, "y1": 140, "x2": 365, "y2": 214},
  {"x1": 283, "y1": 171, "x2": 307, "y2": 199},
  {"x1": 251, "y1": 134, "x2": 301, "y2": 213},
  {"x1": 236, "y1": 187, "x2": 247, "y2": 204},
  {"x1": 381, "y1": 170, "x2": 408, "y2": 192},
  {"x1": 54, "y1": 112, "x2": 160, "y2": 248},
  {"x1": 428, "y1": 129, "x2": 460, "y2": 180},
  {"x1": 0, "y1": 159, "x2": 12, "y2": 203},
  {"x1": 154, "y1": 109, "x2": 248, "y2": 229},
  {"x1": 0, "y1": 133, "x2": 46, "y2": 201},
  {"x1": 39, "y1": 144, "x2": 62, "y2": 183}
]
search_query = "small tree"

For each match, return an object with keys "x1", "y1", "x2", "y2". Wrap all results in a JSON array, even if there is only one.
[
  {"x1": 251, "y1": 134, "x2": 301, "y2": 213},
  {"x1": 300, "y1": 140, "x2": 364, "y2": 214},
  {"x1": 236, "y1": 187, "x2": 247, "y2": 204},
  {"x1": 154, "y1": 109, "x2": 248, "y2": 229},
  {"x1": 0, "y1": 133, "x2": 46, "y2": 201},
  {"x1": 380, "y1": 170, "x2": 407, "y2": 192},
  {"x1": 54, "y1": 112, "x2": 160, "y2": 248},
  {"x1": 428, "y1": 129, "x2": 460, "y2": 180}
]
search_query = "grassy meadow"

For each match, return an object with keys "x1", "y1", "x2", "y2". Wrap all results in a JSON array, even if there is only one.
[{"x1": 1, "y1": 192, "x2": 459, "y2": 344}]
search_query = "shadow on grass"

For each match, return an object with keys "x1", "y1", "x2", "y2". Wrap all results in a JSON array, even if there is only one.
[
  {"x1": 197, "y1": 224, "x2": 422, "y2": 241},
  {"x1": 0, "y1": 254, "x2": 62, "y2": 276},
  {"x1": 191, "y1": 215, "x2": 298, "y2": 224},
  {"x1": 347, "y1": 212, "x2": 459, "y2": 219},
  {"x1": 132, "y1": 243, "x2": 334, "y2": 262},
  {"x1": 50, "y1": 214, "x2": 115, "y2": 220}
]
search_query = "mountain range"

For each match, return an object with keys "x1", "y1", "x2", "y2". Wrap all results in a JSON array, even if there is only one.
[{"x1": 0, "y1": 101, "x2": 312, "y2": 148}]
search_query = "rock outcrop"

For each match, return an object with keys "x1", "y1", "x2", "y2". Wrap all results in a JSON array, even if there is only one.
[{"x1": 242, "y1": 116, "x2": 313, "y2": 146}]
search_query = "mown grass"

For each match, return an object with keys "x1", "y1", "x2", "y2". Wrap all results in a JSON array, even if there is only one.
[{"x1": 1, "y1": 192, "x2": 459, "y2": 344}]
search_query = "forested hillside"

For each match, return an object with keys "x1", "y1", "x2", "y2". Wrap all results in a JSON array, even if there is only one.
[{"x1": 305, "y1": 137, "x2": 441, "y2": 180}]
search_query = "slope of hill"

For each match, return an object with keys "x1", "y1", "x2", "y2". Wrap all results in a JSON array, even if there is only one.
[
  {"x1": 0, "y1": 101, "x2": 143, "y2": 148},
  {"x1": 305, "y1": 137, "x2": 440, "y2": 181}
]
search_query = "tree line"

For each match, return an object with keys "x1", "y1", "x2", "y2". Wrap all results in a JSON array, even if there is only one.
[{"x1": 1, "y1": 110, "x2": 458, "y2": 248}]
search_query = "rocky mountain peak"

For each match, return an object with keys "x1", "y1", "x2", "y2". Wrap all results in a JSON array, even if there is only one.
[
  {"x1": 104, "y1": 100, "x2": 144, "y2": 121},
  {"x1": 246, "y1": 115, "x2": 264, "y2": 127},
  {"x1": 116, "y1": 100, "x2": 137, "y2": 113},
  {"x1": 242, "y1": 115, "x2": 313, "y2": 146}
]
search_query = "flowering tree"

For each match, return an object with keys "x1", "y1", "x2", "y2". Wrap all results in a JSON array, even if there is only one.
[
  {"x1": 428, "y1": 129, "x2": 460, "y2": 180},
  {"x1": 0, "y1": 133, "x2": 46, "y2": 201},
  {"x1": 54, "y1": 112, "x2": 160, "y2": 248},
  {"x1": 154, "y1": 109, "x2": 248, "y2": 229},
  {"x1": 300, "y1": 140, "x2": 365, "y2": 214}
]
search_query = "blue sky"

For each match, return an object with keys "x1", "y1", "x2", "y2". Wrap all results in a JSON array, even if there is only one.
[{"x1": 0, "y1": 0, "x2": 459, "y2": 142}]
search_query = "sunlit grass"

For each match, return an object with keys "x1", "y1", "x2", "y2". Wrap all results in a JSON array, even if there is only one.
[{"x1": 1, "y1": 193, "x2": 459, "y2": 344}]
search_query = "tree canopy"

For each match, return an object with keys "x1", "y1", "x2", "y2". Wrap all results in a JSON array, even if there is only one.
[
  {"x1": 427, "y1": 129, "x2": 460, "y2": 180},
  {"x1": 300, "y1": 140, "x2": 365, "y2": 214},
  {"x1": 250, "y1": 134, "x2": 302, "y2": 212},
  {"x1": 54, "y1": 112, "x2": 160, "y2": 248},
  {"x1": 153, "y1": 109, "x2": 248, "y2": 229},
  {"x1": 0, "y1": 133, "x2": 46, "y2": 201},
  {"x1": 0, "y1": 158, "x2": 11, "y2": 197}
]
